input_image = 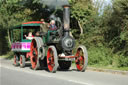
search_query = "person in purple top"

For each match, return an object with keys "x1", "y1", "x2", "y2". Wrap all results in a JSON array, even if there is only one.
[{"x1": 49, "y1": 20, "x2": 57, "y2": 30}]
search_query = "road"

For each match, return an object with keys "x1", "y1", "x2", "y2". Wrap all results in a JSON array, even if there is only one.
[{"x1": 0, "y1": 58, "x2": 128, "y2": 85}]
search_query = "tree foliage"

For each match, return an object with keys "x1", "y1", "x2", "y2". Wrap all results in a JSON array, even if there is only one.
[
  {"x1": 71, "y1": 0, "x2": 128, "y2": 67},
  {"x1": 103, "y1": 0, "x2": 128, "y2": 67}
]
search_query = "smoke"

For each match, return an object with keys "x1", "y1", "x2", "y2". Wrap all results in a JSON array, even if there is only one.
[{"x1": 40, "y1": 0, "x2": 69, "y2": 9}]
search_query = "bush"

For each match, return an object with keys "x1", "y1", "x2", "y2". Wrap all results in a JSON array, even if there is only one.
[
  {"x1": 117, "y1": 54, "x2": 128, "y2": 67},
  {"x1": 88, "y1": 46, "x2": 112, "y2": 66}
]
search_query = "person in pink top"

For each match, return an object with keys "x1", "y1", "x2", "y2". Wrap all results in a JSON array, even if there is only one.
[{"x1": 25, "y1": 32, "x2": 34, "y2": 40}]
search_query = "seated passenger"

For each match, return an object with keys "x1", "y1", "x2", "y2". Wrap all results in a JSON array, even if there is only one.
[
  {"x1": 49, "y1": 20, "x2": 57, "y2": 31},
  {"x1": 25, "y1": 32, "x2": 34, "y2": 40}
]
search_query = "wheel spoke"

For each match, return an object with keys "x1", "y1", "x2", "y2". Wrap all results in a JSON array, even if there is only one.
[
  {"x1": 79, "y1": 56, "x2": 83, "y2": 61},
  {"x1": 34, "y1": 48, "x2": 38, "y2": 55}
]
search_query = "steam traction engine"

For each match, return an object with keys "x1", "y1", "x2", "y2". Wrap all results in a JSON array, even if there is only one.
[{"x1": 12, "y1": 5, "x2": 88, "y2": 73}]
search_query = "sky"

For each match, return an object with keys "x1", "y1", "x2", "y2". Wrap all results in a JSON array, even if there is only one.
[
  {"x1": 93, "y1": 0, "x2": 112, "y2": 6},
  {"x1": 93, "y1": 0, "x2": 112, "y2": 14}
]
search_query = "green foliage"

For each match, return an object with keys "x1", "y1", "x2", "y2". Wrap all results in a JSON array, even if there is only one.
[
  {"x1": 70, "y1": 0, "x2": 98, "y2": 37},
  {"x1": 88, "y1": 46, "x2": 112, "y2": 66},
  {"x1": 101, "y1": 0, "x2": 128, "y2": 68},
  {"x1": 118, "y1": 54, "x2": 128, "y2": 67},
  {"x1": 0, "y1": 0, "x2": 30, "y2": 29},
  {"x1": 71, "y1": 0, "x2": 128, "y2": 68},
  {"x1": 0, "y1": 0, "x2": 34, "y2": 55},
  {"x1": 13, "y1": 29, "x2": 21, "y2": 42},
  {"x1": 112, "y1": 53, "x2": 128, "y2": 67}
]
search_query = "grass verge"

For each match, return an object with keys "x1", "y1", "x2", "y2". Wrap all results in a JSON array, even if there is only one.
[
  {"x1": 88, "y1": 65, "x2": 128, "y2": 71},
  {"x1": 72, "y1": 62, "x2": 128, "y2": 71}
]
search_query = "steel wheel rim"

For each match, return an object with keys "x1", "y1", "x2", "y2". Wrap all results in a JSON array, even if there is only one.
[
  {"x1": 47, "y1": 48, "x2": 55, "y2": 72},
  {"x1": 30, "y1": 40, "x2": 38, "y2": 69},
  {"x1": 75, "y1": 49, "x2": 85, "y2": 71}
]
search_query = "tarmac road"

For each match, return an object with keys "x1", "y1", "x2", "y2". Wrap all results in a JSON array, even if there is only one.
[{"x1": 0, "y1": 58, "x2": 128, "y2": 85}]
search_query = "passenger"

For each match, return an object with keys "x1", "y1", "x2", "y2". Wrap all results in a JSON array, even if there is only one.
[
  {"x1": 49, "y1": 20, "x2": 57, "y2": 30},
  {"x1": 25, "y1": 32, "x2": 34, "y2": 40}
]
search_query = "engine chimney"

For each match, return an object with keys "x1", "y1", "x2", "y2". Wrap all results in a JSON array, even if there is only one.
[{"x1": 63, "y1": 5, "x2": 70, "y2": 31}]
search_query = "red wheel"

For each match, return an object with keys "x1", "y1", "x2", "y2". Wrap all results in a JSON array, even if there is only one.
[
  {"x1": 47, "y1": 46, "x2": 58, "y2": 73},
  {"x1": 30, "y1": 37, "x2": 44, "y2": 70},
  {"x1": 30, "y1": 39, "x2": 40, "y2": 70},
  {"x1": 20, "y1": 55, "x2": 25, "y2": 68},
  {"x1": 75, "y1": 45, "x2": 88, "y2": 72},
  {"x1": 13, "y1": 54, "x2": 19, "y2": 66}
]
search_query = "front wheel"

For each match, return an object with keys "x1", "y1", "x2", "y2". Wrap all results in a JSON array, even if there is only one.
[
  {"x1": 47, "y1": 46, "x2": 58, "y2": 73},
  {"x1": 75, "y1": 45, "x2": 88, "y2": 72}
]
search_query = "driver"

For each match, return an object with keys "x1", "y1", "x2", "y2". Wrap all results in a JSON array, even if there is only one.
[{"x1": 40, "y1": 18, "x2": 49, "y2": 33}]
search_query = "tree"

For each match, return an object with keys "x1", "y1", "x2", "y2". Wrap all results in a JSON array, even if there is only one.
[
  {"x1": 0, "y1": 0, "x2": 33, "y2": 55},
  {"x1": 101, "y1": 0, "x2": 128, "y2": 67}
]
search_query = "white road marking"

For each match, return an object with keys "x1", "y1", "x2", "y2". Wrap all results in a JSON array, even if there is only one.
[
  {"x1": 68, "y1": 80, "x2": 94, "y2": 85},
  {"x1": 0, "y1": 65, "x2": 94, "y2": 85}
]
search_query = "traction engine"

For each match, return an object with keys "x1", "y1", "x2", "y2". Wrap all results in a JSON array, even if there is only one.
[{"x1": 12, "y1": 5, "x2": 88, "y2": 73}]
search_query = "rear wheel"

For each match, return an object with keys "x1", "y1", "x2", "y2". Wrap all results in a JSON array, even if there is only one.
[
  {"x1": 13, "y1": 54, "x2": 19, "y2": 66},
  {"x1": 58, "y1": 61, "x2": 71, "y2": 70},
  {"x1": 30, "y1": 37, "x2": 44, "y2": 70},
  {"x1": 30, "y1": 39, "x2": 40, "y2": 70},
  {"x1": 20, "y1": 55, "x2": 25, "y2": 68},
  {"x1": 75, "y1": 45, "x2": 88, "y2": 72},
  {"x1": 47, "y1": 46, "x2": 58, "y2": 73}
]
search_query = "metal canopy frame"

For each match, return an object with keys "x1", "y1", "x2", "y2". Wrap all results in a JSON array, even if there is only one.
[{"x1": 10, "y1": 21, "x2": 42, "y2": 43}]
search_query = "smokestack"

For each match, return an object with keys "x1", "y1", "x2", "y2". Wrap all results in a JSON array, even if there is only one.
[{"x1": 63, "y1": 5, "x2": 70, "y2": 31}]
